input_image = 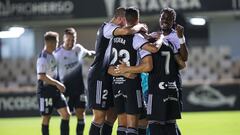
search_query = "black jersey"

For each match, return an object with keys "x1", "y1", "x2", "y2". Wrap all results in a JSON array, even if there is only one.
[
  {"x1": 110, "y1": 34, "x2": 150, "y2": 80},
  {"x1": 89, "y1": 22, "x2": 119, "y2": 77},
  {"x1": 110, "y1": 35, "x2": 137, "y2": 67},
  {"x1": 147, "y1": 42, "x2": 182, "y2": 121},
  {"x1": 110, "y1": 34, "x2": 150, "y2": 115},
  {"x1": 149, "y1": 42, "x2": 179, "y2": 92}
]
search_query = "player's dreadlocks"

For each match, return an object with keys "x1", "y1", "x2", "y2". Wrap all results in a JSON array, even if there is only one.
[{"x1": 161, "y1": 7, "x2": 176, "y2": 21}]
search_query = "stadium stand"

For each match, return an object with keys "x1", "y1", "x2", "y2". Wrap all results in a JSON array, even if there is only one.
[{"x1": 0, "y1": 46, "x2": 239, "y2": 92}]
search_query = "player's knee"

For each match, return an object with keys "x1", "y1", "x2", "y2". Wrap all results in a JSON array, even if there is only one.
[
  {"x1": 42, "y1": 115, "x2": 51, "y2": 125},
  {"x1": 138, "y1": 118, "x2": 148, "y2": 127},
  {"x1": 106, "y1": 112, "x2": 117, "y2": 123},
  {"x1": 127, "y1": 114, "x2": 138, "y2": 128},
  {"x1": 75, "y1": 109, "x2": 85, "y2": 119},
  {"x1": 118, "y1": 114, "x2": 127, "y2": 127},
  {"x1": 92, "y1": 110, "x2": 106, "y2": 124},
  {"x1": 59, "y1": 108, "x2": 71, "y2": 120}
]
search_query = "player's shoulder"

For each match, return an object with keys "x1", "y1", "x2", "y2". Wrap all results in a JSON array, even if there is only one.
[
  {"x1": 167, "y1": 29, "x2": 178, "y2": 39},
  {"x1": 106, "y1": 22, "x2": 118, "y2": 27},
  {"x1": 134, "y1": 33, "x2": 145, "y2": 39},
  {"x1": 164, "y1": 29, "x2": 179, "y2": 45},
  {"x1": 55, "y1": 45, "x2": 63, "y2": 52},
  {"x1": 133, "y1": 33, "x2": 148, "y2": 43},
  {"x1": 37, "y1": 51, "x2": 49, "y2": 64},
  {"x1": 38, "y1": 50, "x2": 48, "y2": 58},
  {"x1": 54, "y1": 45, "x2": 64, "y2": 55},
  {"x1": 103, "y1": 22, "x2": 119, "y2": 30},
  {"x1": 74, "y1": 43, "x2": 83, "y2": 48},
  {"x1": 73, "y1": 43, "x2": 83, "y2": 51}
]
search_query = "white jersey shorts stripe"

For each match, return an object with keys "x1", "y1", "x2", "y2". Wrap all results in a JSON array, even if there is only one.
[
  {"x1": 147, "y1": 94, "x2": 153, "y2": 114},
  {"x1": 96, "y1": 80, "x2": 102, "y2": 104},
  {"x1": 136, "y1": 90, "x2": 142, "y2": 108}
]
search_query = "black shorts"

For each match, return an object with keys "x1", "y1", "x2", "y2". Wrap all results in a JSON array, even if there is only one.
[
  {"x1": 176, "y1": 76, "x2": 183, "y2": 111},
  {"x1": 63, "y1": 82, "x2": 86, "y2": 112},
  {"x1": 87, "y1": 70, "x2": 113, "y2": 110},
  {"x1": 112, "y1": 77, "x2": 143, "y2": 115},
  {"x1": 147, "y1": 82, "x2": 181, "y2": 121},
  {"x1": 65, "y1": 94, "x2": 86, "y2": 112},
  {"x1": 149, "y1": 123, "x2": 179, "y2": 135},
  {"x1": 37, "y1": 84, "x2": 68, "y2": 116}
]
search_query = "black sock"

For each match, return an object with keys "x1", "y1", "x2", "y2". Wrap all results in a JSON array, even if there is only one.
[
  {"x1": 117, "y1": 126, "x2": 126, "y2": 135},
  {"x1": 89, "y1": 122, "x2": 102, "y2": 135},
  {"x1": 101, "y1": 121, "x2": 113, "y2": 135},
  {"x1": 126, "y1": 127, "x2": 138, "y2": 135},
  {"x1": 76, "y1": 119, "x2": 85, "y2": 135},
  {"x1": 165, "y1": 123, "x2": 180, "y2": 135},
  {"x1": 176, "y1": 124, "x2": 181, "y2": 135},
  {"x1": 149, "y1": 123, "x2": 164, "y2": 135},
  {"x1": 42, "y1": 124, "x2": 49, "y2": 135},
  {"x1": 138, "y1": 127, "x2": 146, "y2": 135},
  {"x1": 60, "y1": 119, "x2": 69, "y2": 135}
]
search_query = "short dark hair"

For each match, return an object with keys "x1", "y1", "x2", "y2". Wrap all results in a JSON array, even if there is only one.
[
  {"x1": 114, "y1": 7, "x2": 126, "y2": 18},
  {"x1": 161, "y1": 7, "x2": 176, "y2": 21},
  {"x1": 44, "y1": 31, "x2": 59, "y2": 42},
  {"x1": 64, "y1": 27, "x2": 76, "y2": 36},
  {"x1": 125, "y1": 7, "x2": 139, "y2": 25}
]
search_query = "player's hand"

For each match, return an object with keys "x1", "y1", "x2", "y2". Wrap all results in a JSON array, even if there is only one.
[
  {"x1": 175, "y1": 24, "x2": 184, "y2": 38},
  {"x1": 114, "y1": 61, "x2": 128, "y2": 74},
  {"x1": 123, "y1": 73, "x2": 137, "y2": 79},
  {"x1": 133, "y1": 23, "x2": 148, "y2": 33},
  {"x1": 56, "y1": 82, "x2": 66, "y2": 93},
  {"x1": 140, "y1": 23, "x2": 148, "y2": 33},
  {"x1": 87, "y1": 50, "x2": 96, "y2": 56}
]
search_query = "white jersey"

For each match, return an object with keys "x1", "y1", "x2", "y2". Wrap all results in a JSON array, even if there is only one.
[
  {"x1": 163, "y1": 29, "x2": 180, "y2": 54},
  {"x1": 133, "y1": 33, "x2": 151, "y2": 59},
  {"x1": 36, "y1": 50, "x2": 57, "y2": 78},
  {"x1": 53, "y1": 44, "x2": 88, "y2": 82},
  {"x1": 103, "y1": 22, "x2": 119, "y2": 39}
]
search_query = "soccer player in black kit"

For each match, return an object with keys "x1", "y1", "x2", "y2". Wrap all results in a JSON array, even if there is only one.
[
  {"x1": 36, "y1": 31, "x2": 70, "y2": 135},
  {"x1": 108, "y1": 7, "x2": 165, "y2": 135},
  {"x1": 87, "y1": 7, "x2": 148, "y2": 135},
  {"x1": 146, "y1": 8, "x2": 187, "y2": 135},
  {"x1": 115, "y1": 7, "x2": 188, "y2": 135}
]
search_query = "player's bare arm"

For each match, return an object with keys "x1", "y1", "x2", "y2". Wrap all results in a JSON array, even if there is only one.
[
  {"x1": 114, "y1": 23, "x2": 147, "y2": 36},
  {"x1": 176, "y1": 24, "x2": 188, "y2": 61},
  {"x1": 108, "y1": 66, "x2": 137, "y2": 79},
  {"x1": 141, "y1": 35, "x2": 164, "y2": 53},
  {"x1": 38, "y1": 73, "x2": 65, "y2": 93},
  {"x1": 115, "y1": 55, "x2": 153, "y2": 74},
  {"x1": 174, "y1": 54, "x2": 186, "y2": 70}
]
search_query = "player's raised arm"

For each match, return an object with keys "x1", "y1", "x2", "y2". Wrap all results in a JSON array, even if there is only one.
[
  {"x1": 176, "y1": 24, "x2": 188, "y2": 61},
  {"x1": 174, "y1": 54, "x2": 186, "y2": 70},
  {"x1": 113, "y1": 23, "x2": 148, "y2": 36}
]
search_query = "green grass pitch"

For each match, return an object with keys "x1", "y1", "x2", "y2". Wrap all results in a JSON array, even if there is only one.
[{"x1": 0, "y1": 111, "x2": 239, "y2": 135}]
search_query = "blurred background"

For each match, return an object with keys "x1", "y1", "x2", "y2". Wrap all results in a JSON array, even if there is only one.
[{"x1": 0, "y1": 0, "x2": 240, "y2": 134}]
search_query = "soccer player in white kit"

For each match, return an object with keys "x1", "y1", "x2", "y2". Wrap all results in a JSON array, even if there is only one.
[
  {"x1": 54, "y1": 28, "x2": 95, "y2": 135},
  {"x1": 36, "y1": 31, "x2": 70, "y2": 135}
]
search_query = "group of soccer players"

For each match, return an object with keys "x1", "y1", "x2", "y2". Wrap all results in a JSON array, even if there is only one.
[
  {"x1": 36, "y1": 6, "x2": 188, "y2": 135},
  {"x1": 37, "y1": 28, "x2": 94, "y2": 135}
]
